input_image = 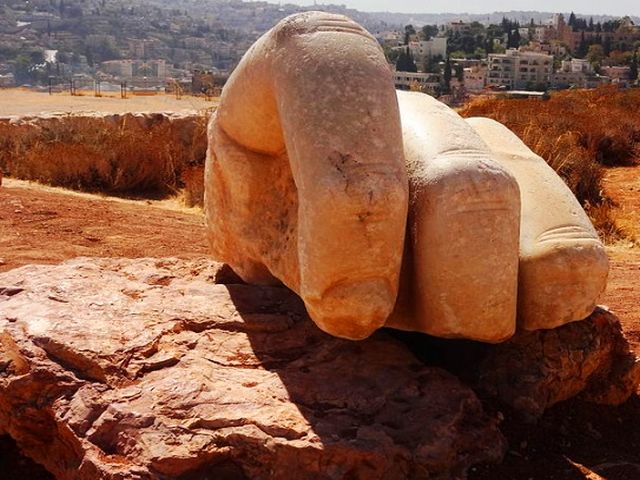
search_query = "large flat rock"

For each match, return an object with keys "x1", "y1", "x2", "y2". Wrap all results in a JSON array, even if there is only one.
[{"x1": 0, "y1": 257, "x2": 505, "y2": 479}]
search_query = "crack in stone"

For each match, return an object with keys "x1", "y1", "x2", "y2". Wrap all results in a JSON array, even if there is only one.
[{"x1": 33, "y1": 338, "x2": 108, "y2": 384}]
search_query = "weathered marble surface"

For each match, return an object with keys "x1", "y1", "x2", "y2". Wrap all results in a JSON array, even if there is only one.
[
  {"x1": 467, "y1": 117, "x2": 609, "y2": 331},
  {"x1": 388, "y1": 92, "x2": 520, "y2": 342},
  {"x1": 205, "y1": 12, "x2": 608, "y2": 342},
  {"x1": 205, "y1": 11, "x2": 408, "y2": 340}
]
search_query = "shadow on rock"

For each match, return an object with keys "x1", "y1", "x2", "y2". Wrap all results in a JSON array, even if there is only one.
[{"x1": 224, "y1": 282, "x2": 506, "y2": 479}]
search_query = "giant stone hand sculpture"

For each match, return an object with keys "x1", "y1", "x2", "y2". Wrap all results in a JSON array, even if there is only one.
[{"x1": 204, "y1": 12, "x2": 609, "y2": 341}]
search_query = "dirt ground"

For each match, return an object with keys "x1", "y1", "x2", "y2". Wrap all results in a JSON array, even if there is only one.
[
  {"x1": 0, "y1": 88, "x2": 217, "y2": 116},
  {"x1": 1, "y1": 170, "x2": 639, "y2": 479},
  {"x1": 0, "y1": 179, "x2": 209, "y2": 272}
]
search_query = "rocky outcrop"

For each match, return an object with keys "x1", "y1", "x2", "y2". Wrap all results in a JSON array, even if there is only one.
[
  {"x1": 0, "y1": 257, "x2": 505, "y2": 480},
  {"x1": 474, "y1": 306, "x2": 640, "y2": 420},
  {"x1": 395, "y1": 306, "x2": 640, "y2": 422},
  {"x1": 0, "y1": 112, "x2": 208, "y2": 203}
]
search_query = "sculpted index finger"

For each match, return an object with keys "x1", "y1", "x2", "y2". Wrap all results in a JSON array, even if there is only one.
[{"x1": 206, "y1": 12, "x2": 409, "y2": 340}]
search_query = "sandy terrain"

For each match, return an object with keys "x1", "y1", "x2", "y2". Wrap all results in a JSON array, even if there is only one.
[
  {"x1": 604, "y1": 166, "x2": 640, "y2": 242},
  {"x1": 0, "y1": 89, "x2": 217, "y2": 116},
  {"x1": 0, "y1": 179, "x2": 208, "y2": 272}
]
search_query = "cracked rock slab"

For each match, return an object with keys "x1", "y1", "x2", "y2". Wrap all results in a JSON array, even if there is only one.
[
  {"x1": 0, "y1": 257, "x2": 505, "y2": 479},
  {"x1": 474, "y1": 306, "x2": 640, "y2": 421}
]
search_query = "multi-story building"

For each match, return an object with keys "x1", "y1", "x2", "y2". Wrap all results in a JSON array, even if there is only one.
[
  {"x1": 446, "y1": 21, "x2": 472, "y2": 35},
  {"x1": 128, "y1": 39, "x2": 163, "y2": 59},
  {"x1": 533, "y1": 26, "x2": 555, "y2": 43},
  {"x1": 376, "y1": 31, "x2": 402, "y2": 48},
  {"x1": 601, "y1": 65, "x2": 632, "y2": 86},
  {"x1": 463, "y1": 65, "x2": 487, "y2": 92},
  {"x1": 132, "y1": 60, "x2": 166, "y2": 79},
  {"x1": 550, "y1": 70, "x2": 610, "y2": 89},
  {"x1": 550, "y1": 70, "x2": 587, "y2": 89},
  {"x1": 487, "y1": 49, "x2": 552, "y2": 90},
  {"x1": 550, "y1": 58, "x2": 607, "y2": 89},
  {"x1": 562, "y1": 58, "x2": 594, "y2": 73},
  {"x1": 408, "y1": 37, "x2": 447, "y2": 60},
  {"x1": 393, "y1": 71, "x2": 441, "y2": 95}
]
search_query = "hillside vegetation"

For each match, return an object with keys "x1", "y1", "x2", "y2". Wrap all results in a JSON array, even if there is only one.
[{"x1": 459, "y1": 86, "x2": 640, "y2": 242}]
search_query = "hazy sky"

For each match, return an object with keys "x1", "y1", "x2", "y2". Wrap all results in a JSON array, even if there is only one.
[{"x1": 286, "y1": 1, "x2": 640, "y2": 17}]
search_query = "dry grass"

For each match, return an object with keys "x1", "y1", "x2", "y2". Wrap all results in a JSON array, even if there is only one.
[
  {"x1": 0, "y1": 109, "x2": 212, "y2": 200},
  {"x1": 459, "y1": 86, "x2": 640, "y2": 242}
]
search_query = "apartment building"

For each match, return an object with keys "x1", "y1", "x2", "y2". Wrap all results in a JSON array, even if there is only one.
[
  {"x1": 601, "y1": 65, "x2": 632, "y2": 86},
  {"x1": 408, "y1": 37, "x2": 447, "y2": 60},
  {"x1": 446, "y1": 21, "x2": 472, "y2": 35},
  {"x1": 487, "y1": 49, "x2": 552, "y2": 90},
  {"x1": 561, "y1": 58, "x2": 593, "y2": 73},
  {"x1": 101, "y1": 59, "x2": 134, "y2": 78},
  {"x1": 393, "y1": 71, "x2": 441, "y2": 95},
  {"x1": 551, "y1": 70, "x2": 610, "y2": 89},
  {"x1": 463, "y1": 65, "x2": 487, "y2": 92}
]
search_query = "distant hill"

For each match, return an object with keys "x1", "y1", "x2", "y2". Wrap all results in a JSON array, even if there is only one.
[{"x1": 363, "y1": 10, "x2": 640, "y2": 27}]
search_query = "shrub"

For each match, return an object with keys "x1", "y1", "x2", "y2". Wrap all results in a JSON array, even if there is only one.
[
  {"x1": 0, "y1": 109, "x2": 212, "y2": 200},
  {"x1": 459, "y1": 86, "x2": 640, "y2": 241}
]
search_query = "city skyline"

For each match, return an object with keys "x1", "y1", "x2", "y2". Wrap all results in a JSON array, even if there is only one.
[{"x1": 286, "y1": 0, "x2": 640, "y2": 17}]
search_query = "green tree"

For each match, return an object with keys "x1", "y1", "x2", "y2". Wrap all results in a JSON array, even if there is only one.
[
  {"x1": 443, "y1": 56, "x2": 451, "y2": 93},
  {"x1": 383, "y1": 46, "x2": 400, "y2": 64},
  {"x1": 396, "y1": 48, "x2": 417, "y2": 72},
  {"x1": 587, "y1": 44, "x2": 605, "y2": 65},
  {"x1": 424, "y1": 55, "x2": 442, "y2": 73},
  {"x1": 577, "y1": 32, "x2": 588, "y2": 57},
  {"x1": 454, "y1": 63, "x2": 464, "y2": 81},
  {"x1": 421, "y1": 25, "x2": 438, "y2": 40},
  {"x1": 14, "y1": 54, "x2": 33, "y2": 84},
  {"x1": 404, "y1": 24, "x2": 416, "y2": 44},
  {"x1": 508, "y1": 28, "x2": 521, "y2": 49},
  {"x1": 14, "y1": 51, "x2": 45, "y2": 84},
  {"x1": 630, "y1": 52, "x2": 639, "y2": 80}
]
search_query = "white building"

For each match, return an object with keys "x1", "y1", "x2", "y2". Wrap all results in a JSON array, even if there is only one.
[
  {"x1": 408, "y1": 37, "x2": 447, "y2": 60},
  {"x1": 551, "y1": 70, "x2": 610, "y2": 89},
  {"x1": 532, "y1": 26, "x2": 554, "y2": 43},
  {"x1": 487, "y1": 49, "x2": 552, "y2": 90},
  {"x1": 394, "y1": 71, "x2": 441, "y2": 95},
  {"x1": 550, "y1": 58, "x2": 597, "y2": 89},
  {"x1": 562, "y1": 58, "x2": 593, "y2": 73}
]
